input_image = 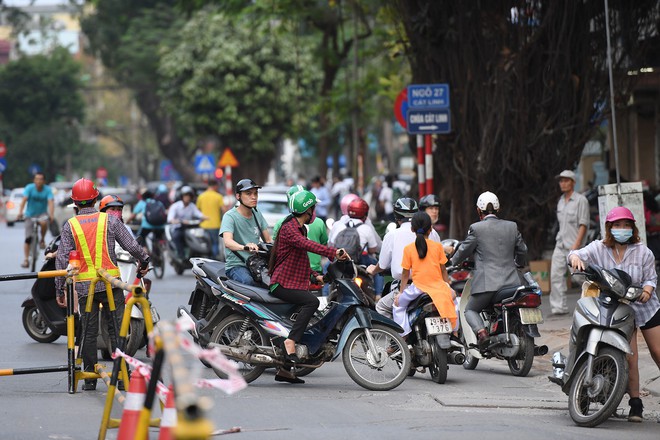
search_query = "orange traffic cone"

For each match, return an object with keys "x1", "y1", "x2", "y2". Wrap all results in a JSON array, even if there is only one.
[
  {"x1": 158, "y1": 385, "x2": 176, "y2": 440},
  {"x1": 117, "y1": 370, "x2": 147, "y2": 440}
]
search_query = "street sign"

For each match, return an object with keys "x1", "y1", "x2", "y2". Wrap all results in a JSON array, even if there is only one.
[
  {"x1": 218, "y1": 148, "x2": 239, "y2": 168},
  {"x1": 0, "y1": 158, "x2": 6, "y2": 173},
  {"x1": 0, "y1": 141, "x2": 6, "y2": 158},
  {"x1": 28, "y1": 163, "x2": 41, "y2": 175},
  {"x1": 393, "y1": 88, "x2": 408, "y2": 128},
  {"x1": 407, "y1": 84, "x2": 449, "y2": 109},
  {"x1": 160, "y1": 160, "x2": 181, "y2": 181},
  {"x1": 406, "y1": 109, "x2": 451, "y2": 134},
  {"x1": 194, "y1": 154, "x2": 215, "y2": 174}
]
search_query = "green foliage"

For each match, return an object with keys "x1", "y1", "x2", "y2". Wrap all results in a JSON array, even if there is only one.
[
  {"x1": 158, "y1": 8, "x2": 321, "y2": 158},
  {"x1": 0, "y1": 47, "x2": 90, "y2": 187}
]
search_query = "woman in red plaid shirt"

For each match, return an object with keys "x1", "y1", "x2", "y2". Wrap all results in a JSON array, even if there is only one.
[{"x1": 269, "y1": 190, "x2": 348, "y2": 383}]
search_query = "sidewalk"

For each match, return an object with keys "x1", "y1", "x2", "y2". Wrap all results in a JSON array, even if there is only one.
[{"x1": 537, "y1": 286, "x2": 660, "y2": 419}]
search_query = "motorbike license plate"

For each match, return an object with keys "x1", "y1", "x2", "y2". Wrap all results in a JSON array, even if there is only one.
[
  {"x1": 519, "y1": 307, "x2": 543, "y2": 324},
  {"x1": 151, "y1": 306, "x2": 160, "y2": 323},
  {"x1": 425, "y1": 317, "x2": 452, "y2": 335}
]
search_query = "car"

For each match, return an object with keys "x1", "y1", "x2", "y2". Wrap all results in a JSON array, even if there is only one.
[
  {"x1": 5, "y1": 187, "x2": 24, "y2": 226},
  {"x1": 256, "y1": 191, "x2": 289, "y2": 235}
]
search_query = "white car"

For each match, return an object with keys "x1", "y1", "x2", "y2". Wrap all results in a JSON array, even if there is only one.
[
  {"x1": 256, "y1": 191, "x2": 289, "y2": 235},
  {"x1": 5, "y1": 187, "x2": 24, "y2": 226}
]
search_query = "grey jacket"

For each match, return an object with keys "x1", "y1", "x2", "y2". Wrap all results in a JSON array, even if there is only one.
[{"x1": 450, "y1": 215, "x2": 527, "y2": 294}]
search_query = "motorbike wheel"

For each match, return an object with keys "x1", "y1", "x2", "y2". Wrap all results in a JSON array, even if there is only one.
[
  {"x1": 507, "y1": 322, "x2": 534, "y2": 377},
  {"x1": 568, "y1": 347, "x2": 628, "y2": 427},
  {"x1": 174, "y1": 263, "x2": 185, "y2": 275},
  {"x1": 342, "y1": 323, "x2": 411, "y2": 391},
  {"x1": 428, "y1": 337, "x2": 448, "y2": 384},
  {"x1": 99, "y1": 316, "x2": 145, "y2": 358},
  {"x1": 152, "y1": 258, "x2": 165, "y2": 279},
  {"x1": 210, "y1": 315, "x2": 266, "y2": 383},
  {"x1": 293, "y1": 366, "x2": 316, "y2": 377},
  {"x1": 22, "y1": 306, "x2": 60, "y2": 343},
  {"x1": 459, "y1": 331, "x2": 479, "y2": 370}
]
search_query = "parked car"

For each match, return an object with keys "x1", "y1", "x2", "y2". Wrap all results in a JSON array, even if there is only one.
[
  {"x1": 256, "y1": 191, "x2": 289, "y2": 235},
  {"x1": 5, "y1": 187, "x2": 24, "y2": 226}
]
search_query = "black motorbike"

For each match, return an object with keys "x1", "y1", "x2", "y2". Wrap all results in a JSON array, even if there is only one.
[{"x1": 165, "y1": 220, "x2": 214, "y2": 275}]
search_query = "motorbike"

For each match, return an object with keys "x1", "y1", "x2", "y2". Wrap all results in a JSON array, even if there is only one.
[
  {"x1": 97, "y1": 246, "x2": 160, "y2": 359},
  {"x1": 549, "y1": 264, "x2": 643, "y2": 427},
  {"x1": 405, "y1": 293, "x2": 465, "y2": 384},
  {"x1": 165, "y1": 219, "x2": 214, "y2": 275},
  {"x1": 458, "y1": 266, "x2": 547, "y2": 377},
  {"x1": 442, "y1": 239, "x2": 470, "y2": 295},
  {"x1": 192, "y1": 258, "x2": 411, "y2": 390}
]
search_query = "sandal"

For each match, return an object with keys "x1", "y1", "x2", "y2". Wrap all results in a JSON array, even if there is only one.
[
  {"x1": 21, "y1": 260, "x2": 29, "y2": 268},
  {"x1": 39, "y1": 240, "x2": 46, "y2": 249}
]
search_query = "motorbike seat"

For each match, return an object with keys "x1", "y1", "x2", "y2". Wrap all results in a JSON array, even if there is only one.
[
  {"x1": 492, "y1": 285, "x2": 524, "y2": 304},
  {"x1": 224, "y1": 279, "x2": 286, "y2": 304},
  {"x1": 407, "y1": 293, "x2": 433, "y2": 310},
  {"x1": 197, "y1": 260, "x2": 226, "y2": 280}
]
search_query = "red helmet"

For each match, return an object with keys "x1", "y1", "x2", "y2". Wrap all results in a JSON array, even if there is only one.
[
  {"x1": 605, "y1": 206, "x2": 635, "y2": 223},
  {"x1": 99, "y1": 194, "x2": 124, "y2": 212},
  {"x1": 71, "y1": 178, "x2": 99, "y2": 204},
  {"x1": 347, "y1": 198, "x2": 369, "y2": 219}
]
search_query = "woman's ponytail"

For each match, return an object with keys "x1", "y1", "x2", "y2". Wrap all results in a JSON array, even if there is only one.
[{"x1": 411, "y1": 211, "x2": 432, "y2": 259}]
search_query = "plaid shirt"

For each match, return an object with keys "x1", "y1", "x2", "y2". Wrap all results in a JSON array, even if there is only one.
[
  {"x1": 270, "y1": 217, "x2": 337, "y2": 290},
  {"x1": 569, "y1": 240, "x2": 660, "y2": 326},
  {"x1": 55, "y1": 207, "x2": 149, "y2": 297}
]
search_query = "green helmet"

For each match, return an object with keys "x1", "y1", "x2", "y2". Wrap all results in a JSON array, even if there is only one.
[
  {"x1": 289, "y1": 190, "x2": 317, "y2": 215},
  {"x1": 286, "y1": 184, "x2": 305, "y2": 202}
]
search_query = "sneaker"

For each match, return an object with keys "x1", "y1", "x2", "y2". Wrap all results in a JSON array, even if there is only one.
[
  {"x1": 82, "y1": 380, "x2": 97, "y2": 391},
  {"x1": 628, "y1": 397, "x2": 643, "y2": 422}
]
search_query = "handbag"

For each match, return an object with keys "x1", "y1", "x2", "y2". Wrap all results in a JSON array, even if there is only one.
[{"x1": 232, "y1": 209, "x2": 270, "y2": 285}]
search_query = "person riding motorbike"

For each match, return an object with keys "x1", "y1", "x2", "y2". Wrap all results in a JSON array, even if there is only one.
[
  {"x1": 220, "y1": 179, "x2": 272, "y2": 286},
  {"x1": 167, "y1": 186, "x2": 208, "y2": 260},
  {"x1": 54, "y1": 178, "x2": 149, "y2": 391},
  {"x1": 449, "y1": 191, "x2": 527, "y2": 349},
  {"x1": 268, "y1": 189, "x2": 348, "y2": 383},
  {"x1": 419, "y1": 194, "x2": 444, "y2": 239}
]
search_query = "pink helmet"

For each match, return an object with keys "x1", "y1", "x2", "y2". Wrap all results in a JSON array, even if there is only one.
[
  {"x1": 340, "y1": 193, "x2": 360, "y2": 216},
  {"x1": 605, "y1": 206, "x2": 635, "y2": 223}
]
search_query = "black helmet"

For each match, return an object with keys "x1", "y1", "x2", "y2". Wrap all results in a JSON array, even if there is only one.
[
  {"x1": 394, "y1": 197, "x2": 418, "y2": 221},
  {"x1": 419, "y1": 194, "x2": 441, "y2": 209},
  {"x1": 235, "y1": 179, "x2": 262, "y2": 194}
]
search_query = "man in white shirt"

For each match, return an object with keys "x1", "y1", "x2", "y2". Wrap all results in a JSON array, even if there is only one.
[{"x1": 167, "y1": 185, "x2": 207, "y2": 259}]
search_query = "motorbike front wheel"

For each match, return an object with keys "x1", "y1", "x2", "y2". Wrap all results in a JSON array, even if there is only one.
[
  {"x1": 342, "y1": 323, "x2": 411, "y2": 391},
  {"x1": 460, "y1": 330, "x2": 479, "y2": 370},
  {"x1": 428, "y1": 336, "x2": 448, "y2": 384},
  {"x1": 210, "y1": 315, "x2": 266, "y2": 383},
  {"x1": 99, "y1": 316, "x2": 145, "y2": 359},
  {"x1": 507, "y1": 321, "x2": 534, "y2": 377},
  {"x1": 568, "y1": 347, "x2": 628, "y2": 427},
  {"x1": 22, "y1": 306, "x2": 60, "y2": 343}
]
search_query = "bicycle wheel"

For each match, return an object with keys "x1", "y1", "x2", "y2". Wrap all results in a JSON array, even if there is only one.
[{"x1": 30, "y1": 223, "x2": 39, "y2": 272}]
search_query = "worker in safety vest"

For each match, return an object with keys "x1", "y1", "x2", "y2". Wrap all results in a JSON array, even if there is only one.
[{"x1": 55, "y1": 178, "x2": 149, "y2": 391}]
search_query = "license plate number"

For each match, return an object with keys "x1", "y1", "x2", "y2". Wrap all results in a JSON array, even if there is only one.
[
  {"x1": 425, "y1": 317, "x2": 452, "y2": 335},
  {"x1": 150, "y1": 306, "x2": 160, "y2": 323},
  {"x1": 519, "y1": 307, "x2": 543, "y2": 324}
]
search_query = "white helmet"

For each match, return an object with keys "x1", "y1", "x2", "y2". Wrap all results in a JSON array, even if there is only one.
[{"x1": 476, "y1": 191, "x2": 500, "y2": 212}]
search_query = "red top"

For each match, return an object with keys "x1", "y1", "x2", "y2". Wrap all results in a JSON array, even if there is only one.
[{"x1": 270, "y1": 217, "x2": 336, "y2": 290}]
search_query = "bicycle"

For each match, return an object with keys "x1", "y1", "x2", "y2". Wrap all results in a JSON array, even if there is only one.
[
  {"x1": 25, "y1": 214, "x2": 49, "y2": 272},
  {"x1": 145, "y1": 233, "x2": 167, "y2": 279}
]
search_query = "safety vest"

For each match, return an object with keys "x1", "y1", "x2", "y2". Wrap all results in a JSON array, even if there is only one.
[{"x1": 68, "y1": 212, "x2": 120, "y2": 281}]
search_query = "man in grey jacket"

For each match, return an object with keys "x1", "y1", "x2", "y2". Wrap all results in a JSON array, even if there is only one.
[{"x1": 450, "y1": 191, "x2": 527, "y2": 347}]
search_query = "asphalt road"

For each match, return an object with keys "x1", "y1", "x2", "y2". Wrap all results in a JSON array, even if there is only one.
[{"x1": 0, "y1": 222, "x2": 658, "y2": 439}]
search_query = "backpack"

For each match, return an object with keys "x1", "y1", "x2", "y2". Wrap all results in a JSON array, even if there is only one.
[
  {"x1": 144, "y1": 199, "x2": 167, "y2": 226},
  {"x1": 333, "y1": 222, "x2": 365, "y2": 261}
]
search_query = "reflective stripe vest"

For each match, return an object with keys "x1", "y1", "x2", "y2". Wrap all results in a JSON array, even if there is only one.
[{"x1": 68, "y1": 212, "x2": 120, "y2": 281}]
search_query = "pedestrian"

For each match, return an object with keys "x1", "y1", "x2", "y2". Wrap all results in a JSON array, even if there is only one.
[
  {"x1": 392, "y1": 211, "x2": 456, "y2": 336},
  {"x1": 220, "y1": 179, "x2": 272, "y2": 286},
  {"x1": 379, "y1": 176, "x2": 395, "y2": 222},
  {"x1": 18, "y1": 172, "x2": 54, "y2": 268},
  {"x1": 268, "y1": 190, "x2": 347, "y2": 383},
  {"x1": 568, "y1": 206, "x2": 660, "y2": 422},
  {"x1": 196, "y1": 180, "x2": 225, "y2": 258},
  {"x1": 310, "y1": 176, "x2": 330, "y2": 222},
  {"x1": 550, "y1": 170, "x2": 590, "y2": 315},
  {"x1": 55, "y1": 178, "x2": 149, "y2": 391},
  {"x1": 450, "y1": 191, "x2": 528, "y2": 348}
]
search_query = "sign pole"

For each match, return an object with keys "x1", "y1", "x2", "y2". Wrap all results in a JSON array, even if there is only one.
[
  {"x1": 416, "y1": 135, "x2": 426, "y2": 197},
  {"x1": 225, "y1": 166, "x2": 232, "y2": 200},
  {"x1": 425, "y1": 135, "x2": 434, "y2": 195}
]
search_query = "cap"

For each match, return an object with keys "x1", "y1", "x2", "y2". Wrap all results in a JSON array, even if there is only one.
[{"x1": 556, "y1": 170, "x2": 576, "y2": 181}]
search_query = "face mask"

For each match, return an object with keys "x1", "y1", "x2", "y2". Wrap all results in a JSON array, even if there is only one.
[
  {"x1": 306, "y1": 208, "x2": 316, "y2": 225},
  {"x1": 611, "y1": 229, "x2": 633, "y2": 243},
  {"x1": 107, "y1": 209, "x2": 124, "y2": 223}
]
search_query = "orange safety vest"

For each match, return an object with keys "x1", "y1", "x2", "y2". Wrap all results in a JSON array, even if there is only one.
[{"x1": 68, "y1": 212, "x2": 120, "y2": 281}]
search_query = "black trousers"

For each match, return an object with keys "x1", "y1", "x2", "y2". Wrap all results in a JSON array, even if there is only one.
[
  {"x1": 78, "y1": 287, "x2": 125, "y2": 373},
  {"x1": 270, "y1": 285, "x2": 319, "y2": 342}
]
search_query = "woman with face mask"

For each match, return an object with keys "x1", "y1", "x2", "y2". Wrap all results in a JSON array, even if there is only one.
[
  {"x1": 267, "y1": 190, "x2": 349, "y2": 384},
  {"x1": 569, "y1": 206, "x2": 660, "y2": 423}
]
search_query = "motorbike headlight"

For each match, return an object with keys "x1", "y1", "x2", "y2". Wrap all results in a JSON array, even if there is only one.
[
  {"x1": 601, "y1": 269, "x2": 626, "y2": 298},
  {"x1": 624, "y1": 286, "x2": 644, "y2": 301}
]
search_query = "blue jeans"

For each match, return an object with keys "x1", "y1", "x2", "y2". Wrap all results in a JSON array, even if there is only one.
[
  {"x1": 226, "y1": 265, "x2": 258, "y2": 286},
  {"x1": 359, "y1": 254, "x2": 384, "y2": 296},
  {"x1": 205, "y1": 228, "x2": 220, "y2": 257}
]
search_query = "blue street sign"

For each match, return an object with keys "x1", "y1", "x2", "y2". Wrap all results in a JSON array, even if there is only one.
[
  {"x1": 406, "y1": 109, "x2": 451, "y2": 134},
  {"x1": 160, "y1": 160, "x2": 182, "y2": 181},
  {"x1": 407, "y1": 84, "x2": 449, "y2": 109},
  {"x1": 194, "y1": 154, "x2": 215, "y2": 174},
  {"x1": 28, "y1": 163, "x2": 41, "y2": 175},
  {"x1": 0, "y1": 158, "x2": 6, "y2": 173}
]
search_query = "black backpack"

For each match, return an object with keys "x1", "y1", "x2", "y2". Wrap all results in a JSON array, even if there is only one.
[
  {"x1": 333, "y1": 222, "x2": 365, "y2": 261},
  {"x1": 144, "y1": 199, "x2": 167, "y2": 226}
]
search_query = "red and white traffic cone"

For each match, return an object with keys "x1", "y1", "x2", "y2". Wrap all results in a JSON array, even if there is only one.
[
  {"x1": 117, "y1": 370, "x2": 147, "y2": 440},
  {"x1": 158, "y1": 385, "x2": 176, "y2": 440}
]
